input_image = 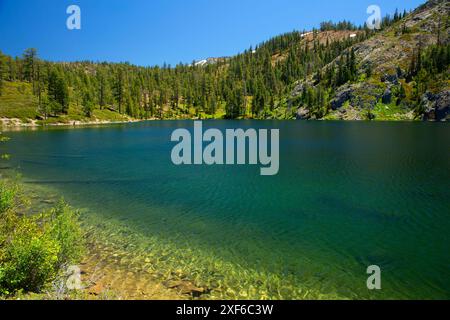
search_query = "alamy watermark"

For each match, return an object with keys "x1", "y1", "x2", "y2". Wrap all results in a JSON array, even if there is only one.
[
  {"x1": 65, "y1": 5, "x2": 382, "y2": 31},
  {"x1": 65, "y1": 265, "x2": 82, "y2": 290},
  {"x1": 367, "y1": 265, "x2": 382, "y2": 290},
  {"x1": 367, "y1": 5, "x2": 382, "y2": 30},
  {"x1": 66, "y1": 5, "x2": 81, "y2": 30},
  {"x1": 170, "y1": 121, "x2": 280, "y2": 176}
]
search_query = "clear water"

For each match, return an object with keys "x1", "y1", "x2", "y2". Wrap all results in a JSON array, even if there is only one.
[{"x1": 2, "y1": 121, "x2": 450, "y2": 299}]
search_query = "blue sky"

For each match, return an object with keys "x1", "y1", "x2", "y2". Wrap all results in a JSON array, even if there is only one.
[{"x1": 0, "y1": 0, "x2": 425, "y2": 66}]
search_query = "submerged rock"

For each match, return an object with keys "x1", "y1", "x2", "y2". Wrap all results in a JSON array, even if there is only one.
[
  {"x1": 41, "y1": 199, "x2": 55, "y2": 204},
  {"x1": 88, "y1": 282, "x2": 104, "y2": 296},
  {"x1": 165, "y1": 280, "x2": 208, "y2": 298}
]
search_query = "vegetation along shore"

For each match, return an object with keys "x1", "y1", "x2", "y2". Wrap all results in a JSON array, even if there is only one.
[{"x1": 0, "y1": 174, "x2": 190, "y2": 300}]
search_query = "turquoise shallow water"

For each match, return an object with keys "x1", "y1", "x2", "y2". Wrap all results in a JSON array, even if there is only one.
[{"x1": 2, "y1": 121, "x2": 450, "y2": 299}]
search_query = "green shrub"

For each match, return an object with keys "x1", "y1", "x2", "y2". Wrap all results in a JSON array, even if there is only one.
[
  {"x1": 0, "y1": 225, "x2": 60, "y2": 294},
  {"x1": 45, "y1": 200, "x2": 84, "y2": 267},
  {"x1": 0, "y1": 181, "x2": 18, "y2": 214},
  {"x1": 0, "y1": 182, "x2": 84, "y2": 296}
]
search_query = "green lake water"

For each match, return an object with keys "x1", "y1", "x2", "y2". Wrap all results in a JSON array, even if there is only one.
[{"x1": 2, "y1": 121, "x2": 450, "y2": 299}]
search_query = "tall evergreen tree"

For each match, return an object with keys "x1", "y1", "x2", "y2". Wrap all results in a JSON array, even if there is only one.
[
  {"x1": 113, "y1": 69, "x2": 125, "y2": 114},
  {"x1": 22, "y1": 48, "x2": 37, "y2": 83},
  {"x1": 48, "y1": 70, "x2": 69, "y2": 114},
  {"x1": 0, "y1": 51, "x2": 4, "y2": 96}
]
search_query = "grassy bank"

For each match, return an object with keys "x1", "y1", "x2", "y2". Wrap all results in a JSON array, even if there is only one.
[{"x1": 0, "y1": 81, "x2": 138, "y2": 128}]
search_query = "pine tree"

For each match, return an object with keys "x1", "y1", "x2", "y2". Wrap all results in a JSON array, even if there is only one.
[
  {"x1": 82, "y1": 90, "x2": 95, "y2": 117},
  {"x1": 394, "y1": 9, "x2": 400, "y2": 22},
  {"x1": 397, "y1": 84, "x2": 406, "y2": 105},
  {"x1": 7, "y1": 57, "x2": 15, "y2": 81},
  {"x1": 113, "y1": 69, "x2": 125, "y2": 113},
  {"x1": 35, "y1": 61, "x2": 44, "y2": 107},
  {"x1": 97, "y1": 69, "x2": 109, "y2": 109},
  {"x1": 22, "y1": 48, "x2": 37, "y2": 83},
  {"x1": 436, "y1": 16, "x2": 442, "y2": 46},
  {"x1": 0, "y1": 51, "x2": 4, "y2": 96},
  {"x1": 48, "y1": 69, "x2": 69, "y2": 114},
  {"x1": 38, "y1": 95, "x2": 50, "y2": 120}
]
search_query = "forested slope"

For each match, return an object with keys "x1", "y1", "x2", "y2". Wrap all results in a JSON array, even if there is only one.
[{"x1": 0, "y1": 0, "x2": 448, "y2": 125}]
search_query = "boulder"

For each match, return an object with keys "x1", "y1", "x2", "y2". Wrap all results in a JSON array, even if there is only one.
[
  {"x1": 296, "y1": 107, "x2": 310, "y2": 120},
  {"x1": 381, "y1": 74, "x2": 399, "y2": 85},
  {"x1": 330, "y1": 85, "x2": 353, "y2": 110},
  {"x1": 291, "y1": 82, "x2": 304, "y2": 97},
  {"x1": 435, "y1": 93, "x2": 450, "y2": 121},
  {"x1": 421, "y1": 91, "x2": 450, "y2": 121},
  {"x1": 382, "y1": 89, "x2": 392, "y2": 104}
]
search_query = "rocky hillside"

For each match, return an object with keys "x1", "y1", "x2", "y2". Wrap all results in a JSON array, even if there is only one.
[{"x1": 292, "y1": 0, "x2": 449, "y2": 121}]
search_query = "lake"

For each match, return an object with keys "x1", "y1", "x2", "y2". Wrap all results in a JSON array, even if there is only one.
[{"x1": 2, "y1": 121, "x2": 450, "y2": 299}]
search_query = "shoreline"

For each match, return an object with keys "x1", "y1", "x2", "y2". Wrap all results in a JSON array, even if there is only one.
[
  {"x1": 0, "y1": 117, "x2": 440, "y2": 131},
  {"x1": 0, "y1": 117, "x2": 147, "y2": 129},
  {"x1": 2, "y1": 169, "x2": 344, "y2": 300},
  {"x1": 0, "y1": 126, "x2": 343, "y2": 300},
  {"x1": 0, "y1": 171, "x2": 192, "y2": 300}
]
